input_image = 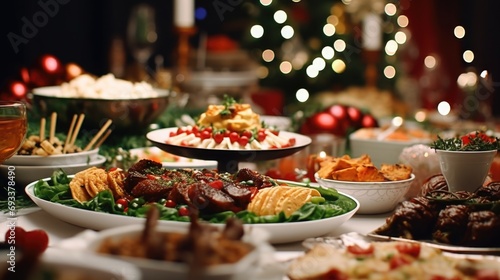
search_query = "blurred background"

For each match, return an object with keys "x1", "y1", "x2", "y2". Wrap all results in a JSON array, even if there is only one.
[{"x1": 1, "y1": 0, "x2": 500, "y2": 120}]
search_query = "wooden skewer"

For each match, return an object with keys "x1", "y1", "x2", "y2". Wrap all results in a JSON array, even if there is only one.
[
  {"x1": 93, "y1": 129, "x2": 112, "y2": 150},
  {"x1": 63, "y1": 114, "x2": 78, "y2": 154},
  {"x1": 84, "y1": 119, "x2": 113, "y2": 151},
  {"x1": 69, "y1": 114, "x2": 85, "y2": 147},
  {"x1": 39, "y1": 118, "x2": 46, "y2": 140},
  {"x1": 49, "y1": 112, "x2": 57, "y2": 144}
]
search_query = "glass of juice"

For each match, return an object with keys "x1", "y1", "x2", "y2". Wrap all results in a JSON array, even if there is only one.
[{"x1": 0, "y1": 101, "x2": 27, "y2": 163}]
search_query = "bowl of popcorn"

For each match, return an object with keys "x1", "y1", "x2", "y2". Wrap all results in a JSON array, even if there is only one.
[
  {"x1": 314, "y1": 154, "x2": 415, "y2": 214},
  {"x1": 31, "y1": 73, "x2": 175, "y2": 131}
]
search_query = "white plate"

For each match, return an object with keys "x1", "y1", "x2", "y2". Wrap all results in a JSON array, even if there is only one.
[
  {"x1": 1, "y1": 155, "x2": 106, "y2": 188},
  {"x1": 129, "y1": 147, "x2": 217, "y2": 170},
  {"x1": 25, "y1": 178, "x2": 359, "y2": 244},
  {"x1": 0, "y1": 248, "x2": 141, "y2": 280}
]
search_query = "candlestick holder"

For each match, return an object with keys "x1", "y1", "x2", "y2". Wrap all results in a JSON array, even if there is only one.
[
  {"x1": 362, "y1": 49, "x2": 381, "y2": 88},
  {"x1": 175, "y1": 26, "x2": 197, "y2": 84}
]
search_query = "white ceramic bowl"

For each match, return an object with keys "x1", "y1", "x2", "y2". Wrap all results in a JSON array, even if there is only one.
[
  {"x1": 0, "y1": 155, "x2": 106, "y2": 188},
  {"x1": 315, "y1": 173, "x2": 415, "y2": 214},
  {"x1": 4, "y1": 148, "x2": 100, "y2": 166},
  {"x1": 349, "y1": 128, "x2": 432, "y2": 167},
  {"x1": 87, "y1": 223, "x2": 268, "y2": 280},
  {"x1": 129, "y1": 147, "x2": 218, "y2": 170},
  {"x1": 0, "y1": 249, "x2": 141, "y2": 280}
]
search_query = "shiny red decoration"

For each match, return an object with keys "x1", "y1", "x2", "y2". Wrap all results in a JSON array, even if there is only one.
[
  {"x1": 346, "y1": 106, "x2": 364, "y2": 127},
  {"x1": 361, "y1": 114, "x2": 379, "y2": 128},
  {"x1": 41, "y1": 54, "x2": 61, "y2": 74},
  {"x1": 10, "y1": 81, "x2": 28, "y2": 98}
]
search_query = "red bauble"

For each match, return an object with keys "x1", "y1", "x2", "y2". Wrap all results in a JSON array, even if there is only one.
[
  {"x1": 325, "y1": 104, "x2": 348, "y2": 122},
  {"x1": 325, "y1": 104, "x2": 350, "y2": 133},
  {"x1": 361, "y1": 114, "x2": 379, "y2": 128},
  {"x1": 346, "y1": 106, "x2": 364, "y2": 128},
  {"x1": 304, "y1": 112, "x2": 344, "y2": 136}
]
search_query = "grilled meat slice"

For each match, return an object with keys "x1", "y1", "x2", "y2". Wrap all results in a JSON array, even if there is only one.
[
  {"x1": 131, "y1": 179, "x2": 171, "y2": 202},
  {"x1": 463, "y1": 210, "x2": 500, "y2": 247},
  {"x1": 222, "y1": 183, "x2": 253, "y2": 209},
  {"x1": 187, "y1": 183, "x2": 242, "y2": 214},
  {"x1": 235, "y1": 168, "x2": 275, "y2": 189}
]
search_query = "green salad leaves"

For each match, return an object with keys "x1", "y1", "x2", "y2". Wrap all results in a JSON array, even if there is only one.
[{"x1": 33, "y1": 170, "x2": 357, "y2": 224}]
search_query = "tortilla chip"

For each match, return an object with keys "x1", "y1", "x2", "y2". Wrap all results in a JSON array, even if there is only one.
[
  {"x1": 380, "y1": 164, "x2": 412, "y2": 181},
  {"x1": 69, "y1": 170, "x2": 92, "y2": 203},
  {"x1": 331, "y1": 167, "x2": 358, "y2": 181},
  {"x1": 84, "y1": 167, "x2": 109, "y2": 197},
  {"x1": 356, "y1": 165, "x2": 385, "y2": 182},
  {"x1": 107, "y1": 169, "x2": 126, "y2": 199},
  {"x1": 248, "y1": 186, "x2": 321, "y2": 217}
]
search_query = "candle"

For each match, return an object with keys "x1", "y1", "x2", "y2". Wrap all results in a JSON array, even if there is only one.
[
  {"x1": 174, "y1": 0, "x2": 194, "y2": 28},
  {"x1": 362, "y1": 12, "x2": 382, "y2": 50}
]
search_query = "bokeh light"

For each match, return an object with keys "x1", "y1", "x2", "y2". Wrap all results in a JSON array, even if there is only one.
[{"x1": 296, "y1": 88, "x2": 309, "y2": 102}]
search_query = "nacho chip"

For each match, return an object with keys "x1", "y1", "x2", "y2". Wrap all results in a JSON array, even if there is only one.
[
  {"x1": 107, "y1": 168, "x2": 126, "y2": 199},
  {"x1": 83, "y1": 167, "x2": 109, "y2": 197},
  {"x1": 248, "y1": 186, "x2": 321, "y2": 217},
  {"x1": 380, "y1": 164, "x2": 412, "y2": 181},
  {"x1": 356, "y1": 165, "x2": 385, "y2": 182},
  {"x1": 331, "y1": 167, "x2": 358, "y2": 181},
  {"x1": 69, "y1": 169, "x2": 92, "y2": 203}
]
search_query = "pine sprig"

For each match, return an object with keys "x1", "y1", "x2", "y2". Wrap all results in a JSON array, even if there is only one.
[{"x1": 430, "y1": 132, "x2": 500, "y2": 151}]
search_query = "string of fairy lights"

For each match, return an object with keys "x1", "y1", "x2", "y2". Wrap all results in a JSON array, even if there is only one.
[{"x1": 245, "y1": 0, "x2": 488, "y2": 123}]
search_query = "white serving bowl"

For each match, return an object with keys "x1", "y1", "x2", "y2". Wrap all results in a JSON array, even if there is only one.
[
  {"x1": 87, "y1": 223, "x2": 268, "y2": 280},
  {"x1": 349, "y1": 128, "x2": 433, "y2": 167},
  {"x1": 0, "y1": 155, "x2": 106, "y2": 188},
  {"x1": 4, "y1": 148, "x2": 100, "y2": 166},
  {"x1": 315, "y1": 173, "x2": 415, "y2": 214}
]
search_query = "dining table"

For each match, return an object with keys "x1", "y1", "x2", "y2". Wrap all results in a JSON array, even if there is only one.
[{"x1": 0, "y1": 205, "x2": 389, "y2": 279}]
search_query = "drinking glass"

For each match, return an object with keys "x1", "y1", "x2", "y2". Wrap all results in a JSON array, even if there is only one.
[
  {"x1": 127, "y1": 4, "x2": 157, "y2": 71},
  {"x1": 0, "y1": 101, "x2": 27, "y2": 163}
]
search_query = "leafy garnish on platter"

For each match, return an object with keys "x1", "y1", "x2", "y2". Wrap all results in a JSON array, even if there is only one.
[
  {"x1": 33, "y1": 170, "x2": 357, "y2": 224},
  {"x1": 430, "y1": 131, "x2": 500, "y2": 151}
]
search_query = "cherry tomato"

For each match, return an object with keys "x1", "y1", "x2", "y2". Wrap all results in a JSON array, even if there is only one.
[
  {"x1": 23, "y1": 229, "x2": 49, "y2": 254},
  {"x1": 288, "y1": 137, "x2": 296, "y2": 146},
  {"x1": 389, "y1": 254, "x2": 413, "y2": 269},
  {"x1": 164, "y1": 199, "x2": 176, "y2": 208},
  {"x1": 213, "y1": 133, "x2": 224, "y2": 144},
  {"x1": 191, "y1": 126, "x2": 199, "y2": 134},
  {"x1": 395, "y1": 242, "x2": 420, "y2": 257},
  {"x1": 208, "y1": 180, "x2": 224, "y2": 190},
  {"x1": 346, "y1": 244, "x2": 374, "y2": 255},
  {"x1": 169, "y1": 131, "x2": 177, "y2": 137},
  {"x1": 202, "y1": 127, "x2": 213, "y2": 133},
  {"x1": 176, "y1": 128, "x2": 186, "y2": 134},
  {"x1": 223, "y1": 130, "x2": 231, "y2": 137},
  {"x1": 257, "y1": 131, "x2": 266, "y2": 142},
  {"x1": 241, "y1": 130, "x2": 252, "y2": 139},
  {"x1": 200, "y1": 130, "x2": 211, "y2": 140},
  {"x1": 116, "y1": 198, "x2": 128, "y2": 208},
  {"x1": 238, "y1": 135, "x2": 249, "y2": 146},
  {"x1": 229, "y1": 132, "x2": 239, "y2": 143},
  {"x1": 178, "y1": 206, "x2": 189, "y2": 216}
]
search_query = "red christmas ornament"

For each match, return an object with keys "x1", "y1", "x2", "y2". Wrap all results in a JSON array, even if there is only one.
[
  {"x1": 361, "y1": 114, "x2": 379, "y2": 128},
  {"x1": 346, "y1": 106, "x2": 364, "y2": 128},
  {"x1": 304, "y1": 112, "x2": 345, "y2": 136},
  {"x1": 325, "y1": 104, "x2": 350, "y2": 133},
  {"x1": 41, "y1": 54, "x2": 62, "y2": 74},
  {"x1": 10, "y1": 81, "x2": 28, "y2": 98}
]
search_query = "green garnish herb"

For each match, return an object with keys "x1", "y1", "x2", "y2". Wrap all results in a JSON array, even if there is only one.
[{"x1": 430, "y1": 131, "x2": 500, "y2": 151}]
